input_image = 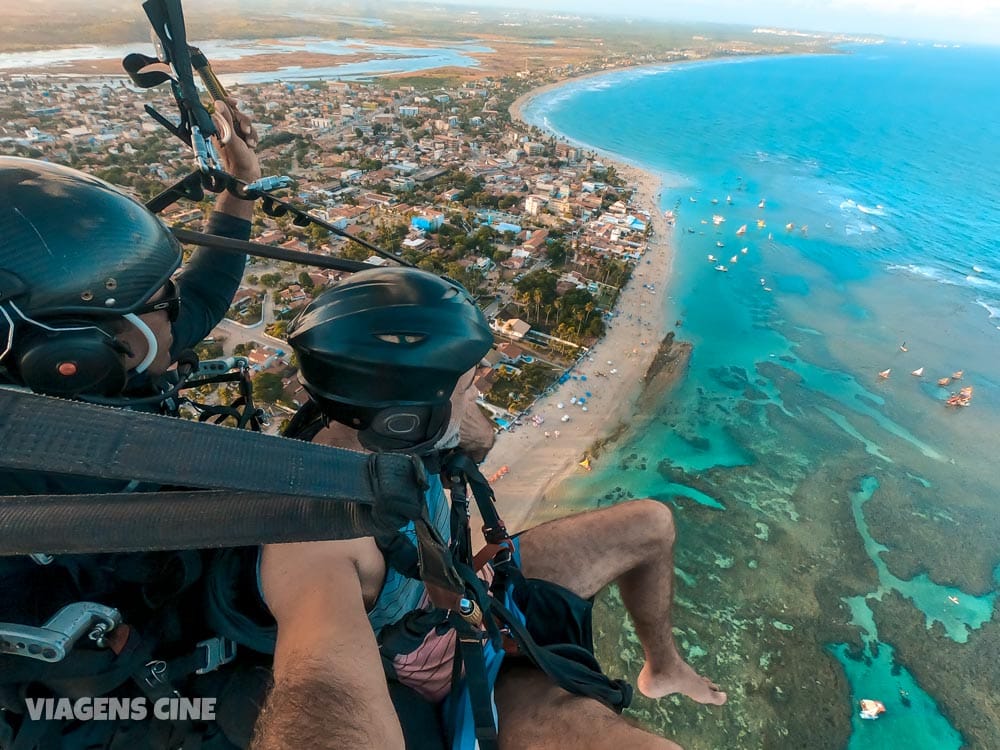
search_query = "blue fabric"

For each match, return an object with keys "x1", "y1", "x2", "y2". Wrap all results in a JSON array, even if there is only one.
[{"x1": 368, "y1": 473, "x2": 450, "y2": 635}]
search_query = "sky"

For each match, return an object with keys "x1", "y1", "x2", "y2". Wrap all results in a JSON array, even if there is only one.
[{"x1": 403, "y1": 0, "x2": 1000, "y2": 46}]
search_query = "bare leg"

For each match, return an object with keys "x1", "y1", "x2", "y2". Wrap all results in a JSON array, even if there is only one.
[
  {"x1": 495, "y1": 663, "x2": 683, "y2": 750},
  {"x1": 514, "y1": 499, "x2": 726, "y2": 705}
]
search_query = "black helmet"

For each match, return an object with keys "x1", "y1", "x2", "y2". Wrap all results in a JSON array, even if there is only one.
[
  {"x1": 0, "y1": 157, "x2": 181, "y2": 321},
  {"x1": 288, "y1": 267, "x2": 493, "y2": 450}
]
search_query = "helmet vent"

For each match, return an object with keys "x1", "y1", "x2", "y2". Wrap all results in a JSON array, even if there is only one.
[{"x1": 375, "y1": 333, "x2": 426, "y2": 344}]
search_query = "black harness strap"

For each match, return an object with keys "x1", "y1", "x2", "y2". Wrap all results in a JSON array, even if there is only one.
[
  {"x1": 0, "y1": 389, "x2": 392, "y2": 503},
  {"x1": 0, "y1": 389, "x2": 470, "y2": 596},
  {"x1": 0, "y1": 490, "x2": 375, "y2": 555}
]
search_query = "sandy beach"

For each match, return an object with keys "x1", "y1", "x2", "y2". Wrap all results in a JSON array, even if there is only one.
[{"x1": 480, "y1": 83, "x2": 681, "y2": 534}]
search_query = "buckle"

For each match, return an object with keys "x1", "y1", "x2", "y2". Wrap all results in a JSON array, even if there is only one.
[{"x1": 195, "y1": 636, "x2": 237, "y2": 674}]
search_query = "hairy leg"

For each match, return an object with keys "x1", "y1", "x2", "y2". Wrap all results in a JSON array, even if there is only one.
[
  {"x1": 514, "y1": 499, "x2": 726, "y2": 705},
  {"x1": 495, "y1": 663, "x2": 683, "y2": 750}
]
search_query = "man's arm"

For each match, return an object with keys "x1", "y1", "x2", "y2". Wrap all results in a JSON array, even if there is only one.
[
  {"x1": 172, "y1": 99, "x2": 261, "y2": 354},
  {"x1": 252, "y1": 539, "x2": 404, "y2": 750}
]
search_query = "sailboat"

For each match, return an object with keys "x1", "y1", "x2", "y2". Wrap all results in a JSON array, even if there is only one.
[
  {"x1": 730, "y1": 255, "x2": 739, "y2": 264},
  {"x1": 758, "y1": 199, "x2": 766, "y2": 209},
  {"x1": 911, "y1": 367, "x2": 924, "y2": 377},
  {"x1": 757, "y1": 219, "x2": 766, "y2": 228},
  {"x1": 741, "y1": 246, "x2": 749, "y2": 254},
  {"x1": 736, "y1": 224, "x2": 747, "y2": 236},
  {"x1": 785, "y1": 222, "x2": 795, "y2": 231},
  {"x1": 878, "y1": 369, "x2": 891, "y2": 379}
]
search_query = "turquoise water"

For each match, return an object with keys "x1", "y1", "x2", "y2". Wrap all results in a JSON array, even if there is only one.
[{"x1": 524, "y1": 44, "x2": 1000, "y2": 748}]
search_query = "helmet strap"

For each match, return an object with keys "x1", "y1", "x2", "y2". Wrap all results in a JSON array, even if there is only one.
[{"x1": 122, "y1": 313, "x2": 158, "y2": 374}]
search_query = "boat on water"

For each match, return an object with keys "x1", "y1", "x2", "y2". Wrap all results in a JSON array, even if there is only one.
[
  {"x1": 726, "y1": 194, "x2": 733, "y2": 204},
  {"x1": 689, "y1": 196, "x2": 697, "y2": 202},
  {"x1": 800, "y1": 225, "x2": 808, "y2": 234},
  {"x1": 946, "y1": 386, "x2": 974, "y2": 408},
  {"x1": 736, "y1": 224, "x2": 747, "y2": 236},
  {"x1": 715, "y1": 265, "x2": 728, "y2": 272},
  {"x1": 758, "y1": 199, "x2": 766, "y2": 209},
  {"x1": 687, "y1": 227, "x2": 696, "y2": 233},
  {"x1": 711, "y1": 198, "x2": 719, "y2": 204},
  {"x1": 707, "y1": 254, "x2": 717, "y2": 262},
  {"x1": 730, "y1": 255, "x2": 739, "y2": 264},
  {"x1": 741, "y1": 247, "x2": 748, "y2": 254},
  {"x1": 757, "y1": 219, "x2": 766, "y2": 228},
  {"x1": 763, "y1": 286, "x2": 772, "y2": 292},
  {"x1": 911, "y1": 367, "x2": 924, "y2": 376},
  {"x1": 712, "y1": 214, "x2": 726, "y2": 225},
  {"x1": 879, "y1": 368, "x2": 891, "y2": 379},
  {"x1": 952, "y1": 370, "x2": 964, "y2": 380},
  {"x1": 716, "y1": 241, "x2": 725, "y2": 248},
  {"x1": 937, "y1": 377, "x2": 951, "y2": 387},
  {"x1": 972, "y1": 265, "x2": 985, "y2": 273},
  {"x1": 859, "y1": 699, "x2": 886, "y2": 721},
  {"x1": 785, "y1": 222, "x2": 795, "y2": 231}
]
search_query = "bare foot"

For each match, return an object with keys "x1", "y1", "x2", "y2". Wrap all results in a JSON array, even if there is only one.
[{"x1": 637, "y1": 661, "x2": 728, "y2": 705}]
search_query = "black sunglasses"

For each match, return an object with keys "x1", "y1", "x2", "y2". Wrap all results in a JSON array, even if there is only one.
[{"x1": 135, "y1": 279, "x2": 181, "y2": 322}]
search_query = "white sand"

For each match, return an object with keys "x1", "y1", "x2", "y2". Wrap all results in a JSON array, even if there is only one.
[{"x1": 480, "y1": 95, "x2": 678, "y2": 533}]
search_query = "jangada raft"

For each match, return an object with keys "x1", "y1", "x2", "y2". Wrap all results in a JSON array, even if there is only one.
[
  {"x1": 859, "y1": 699, "x2": 886, "y2": 720},
  {"x1": 946, "y1": 386, "x2": 974, "y2": 408}
]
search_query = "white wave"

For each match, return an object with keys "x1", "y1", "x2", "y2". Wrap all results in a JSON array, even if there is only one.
[
  {"x1": 975, "y1": 299, "x2": 1000, "y2": 319},
  {"x1": 887, "y1": 265, "x2": 1000, "y2": 298},
  {"x1": 886, "y1": 264, "x2": 955, "y2": 284},
  {"x1": 839, "y1": 198, "x2": 887, "y2": 217},
  {"x1": 965, "y1": 275, "x2": 1000, "y2": 291},
  {"x1": 845, "y1": 222, "x2": 879, "y2": 235}
]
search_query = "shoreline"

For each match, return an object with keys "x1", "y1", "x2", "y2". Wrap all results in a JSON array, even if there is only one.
[{"x1": 480, "y1": 72, "x2": 687, "y2": 534}]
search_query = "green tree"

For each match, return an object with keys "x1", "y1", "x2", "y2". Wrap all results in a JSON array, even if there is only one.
[{"x1": 253, "y1": 372, "x2": 285, "y2": 404}]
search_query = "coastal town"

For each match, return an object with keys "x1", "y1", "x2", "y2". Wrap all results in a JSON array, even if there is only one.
[{"x1": 0, "y1": 59, "x2": 667, "y2": 434}]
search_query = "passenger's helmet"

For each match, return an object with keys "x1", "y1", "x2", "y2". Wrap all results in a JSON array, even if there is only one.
[
  {"x1": 288, "y1": 267, "x2": 493, "y2": 450},
  {"x1": 0, "y1": 157, "x2": 181, "y2": 321}
]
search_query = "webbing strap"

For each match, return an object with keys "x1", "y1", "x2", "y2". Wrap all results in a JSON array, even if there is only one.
[
  {"x1": 0, "y1": 490, "x2": 374, "y2": 555},
  {"x1": 0, "y1": 388, "x2": 413, "y2": 501},
  {"x1": 450, "y1": 614, "x2": 499, "y2": 750},
  {"x1": 0, "y1": 389, "x2": 422, "y2": 555}
]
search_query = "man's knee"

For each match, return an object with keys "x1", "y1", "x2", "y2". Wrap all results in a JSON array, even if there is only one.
[{"x1": 622, "y1": 499, "x2": 676, "y2": 545}]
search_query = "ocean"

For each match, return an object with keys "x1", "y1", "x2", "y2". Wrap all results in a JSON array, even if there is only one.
[{"x1": 521, "y1": 43, "x2": 1000, "y2": 749}]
